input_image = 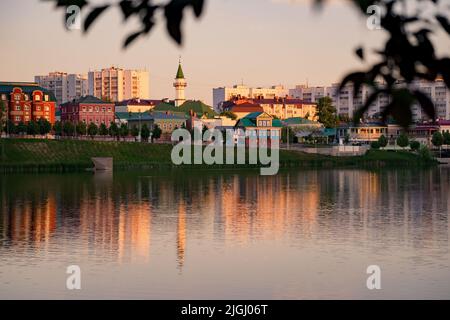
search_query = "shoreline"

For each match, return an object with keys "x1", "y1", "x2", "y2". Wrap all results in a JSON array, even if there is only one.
[{"x1": 0, "y1": 138, "x2": 438, "y2": 174}]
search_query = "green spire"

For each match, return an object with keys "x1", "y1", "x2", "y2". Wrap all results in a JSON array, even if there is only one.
[{"x1": 176, "y1": 63, "x2": 185, "y2": 79}]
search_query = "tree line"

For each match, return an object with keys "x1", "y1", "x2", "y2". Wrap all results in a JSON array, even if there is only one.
[{"x1": 2, "y1": 119, "x2": 163, "y2": 142}]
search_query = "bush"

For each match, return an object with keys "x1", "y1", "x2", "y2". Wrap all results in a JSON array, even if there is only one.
[
  {"x1": 410, "y1": 140, "x2": 420, "y2": 151},
  {"x1": 396, "y1": 133, "x2": 409, "y2": 148},
  {"x1": 432, "y1": 131, "x2": 443, "y2": 148},
  {"x1": 370, "y1": 141, "x2": 381, "y2": 149},
  {"x1": 378, "y1": 135, "x2": 388, "y2": 148},
  {"x1": 419, "y1": 145, "x2": 434, "y2": 162}
]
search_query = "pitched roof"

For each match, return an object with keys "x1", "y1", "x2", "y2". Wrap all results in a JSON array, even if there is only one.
[
  {"x1": 179, "y1": 100, "x2": 217, "y2": 118},
  {"x1": 236, "y1": 112, "x2": 282, "y2": 128},
  {"x1": 284, "y1": 117, "x2": 319, "y2": 126},
  {"x1": 153, "y1": 101, "x2": 178, "y2": 112},
  {"x1": 254, "y1": 98, "x2": 316, "y2": 105},
  {"x1": 78, "y1": 95, "x2": 112, "y2": 104},
  {"x1": 61, "y1": 95, "x2": 112, "y2": 106},
  {"x1": 117, "y1": 99, "x2": 161, "y2": 106},
  {"x1": 228, "y1": 103, "x2": 264, "y2": 113},
  {"x1": 115, "y1": 111, "x2": 187, "y2": 122},
  {"x1": 244, "y1": 112, "x2": 264, "y2": 119},
  {"x1": 176, "y1": 63, "x2": 185, "y2": 79},
  {"x1": 0, "y1": 82, "x2": 57, "y2": 102}
]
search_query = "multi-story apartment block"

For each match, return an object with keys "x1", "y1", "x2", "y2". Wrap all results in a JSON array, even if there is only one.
[
  {"x1": 88, "y1": 67, "x2": 149, "y2": 102},
  {"x1": 35, "y1": 72, "x2": 88, "y2": 105},
  {"x1": 213, "y1": 84, "x2": 288, "y2": 112},
  {"x1": 0, "y1": 82, "x2": 56, "y2": 125},
  {"x1": 289, "y1": 78, "x2": 450, "y2": 121},
  {"x1": 223, "y1": 97, "x2": 317, "y2": 121}
]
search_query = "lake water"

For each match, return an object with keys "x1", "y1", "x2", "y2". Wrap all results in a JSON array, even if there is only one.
[{"x1": 0, "y1": 168, "x2": 449, "y2": 299}]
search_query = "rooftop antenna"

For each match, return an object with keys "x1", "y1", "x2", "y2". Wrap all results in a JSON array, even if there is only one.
[{"x1": 306, "y1": 78, "x2": 309, "y2": 88}]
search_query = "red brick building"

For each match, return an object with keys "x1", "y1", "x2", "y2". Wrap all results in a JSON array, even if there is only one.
[
  {"x1": 0, "y1": 82, "x2": 57, "y2": 124},
  {"x1": 60, "y1": 95, "x2": 115, "y2": 126}
]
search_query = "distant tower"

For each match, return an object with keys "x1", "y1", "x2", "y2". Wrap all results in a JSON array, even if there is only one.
[{"x1": 173, "y1": 58, "x2": 187, "y2": 107}]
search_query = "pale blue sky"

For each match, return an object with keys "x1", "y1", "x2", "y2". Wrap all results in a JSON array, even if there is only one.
[{"x1": 0, "y1": 0, "x2": 448, "y2": 104}]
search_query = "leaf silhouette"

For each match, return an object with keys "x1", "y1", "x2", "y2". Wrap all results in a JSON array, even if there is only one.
[{"x1": 84, "y1": 5, "x2": 110, "y2": 32}]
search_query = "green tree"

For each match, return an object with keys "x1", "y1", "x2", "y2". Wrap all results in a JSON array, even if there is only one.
[
  {"x1": 432, "y1": 131, "x2": 444, "y2": 148},
  {"x1": 87, "y1": 122, "x2": 98, "y2": 139},
  {"x1": 5, "y1": 120, "x2": 16, "y2": 135},
  {"x1": 316, "y1": 97, "x2": 337, "y2": 128},
  {"x1": 152, "y1": 124, "x2": 162, "y2": 142},
  {"x1": 419, "y1": 145, "x2": 434, "y2": 162},
  {"x1": 63, "y1": 121, "x2": 75, "y2": 137},
  {"x1": 141, "y1": 124, "x2": 150, "y2": 142},
  {"x1": 378, "y1": 135, "x2": 388, "y2": 148},
  {"x1": 282, "y1": 126, "x2": 294, "y2": 144},
  {"x1": 108, "y1": 122, "x2": 119, "y2": 140},
  {"x1": 27, "y1": 120, "x2": 39, "y2": 136},
  {"x1": 410, "y1": 140, "x2": 420, "y2": 151},
  {"x1": 38, "y1": 118, "x2": 52, "y2": 136},
  {"x1": 76, "y1": 121, "x2": 87, "y2": 137},
  {"x1": 17, "y1": 121, "x2": 27, "y2": 135},
  {"x1": 53, "y1": 121, "x2": 62, "y2": 136},
  {"x1": 443, "y1": 131, "x2": 450, "y2": 146},
  {"x1": 131, "y1": 125, "x2": 139, "y2": 141},
  {"x1": 119, "y1": 123, "x2": 129, "y2": 140},
  {"x1": 396, "y1": 133, "x2": 409, "y2": 149},
  {"x1": 432, "y1": 131, "x2": 444, "y2": 157},
  {"x1": 99, "y1": 123, "x2": 108, "y2": 136}
]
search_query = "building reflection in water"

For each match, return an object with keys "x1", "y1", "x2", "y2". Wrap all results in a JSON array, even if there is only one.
[{"x1": 0, "y1": 168, "x2": 449, "y2": 270}]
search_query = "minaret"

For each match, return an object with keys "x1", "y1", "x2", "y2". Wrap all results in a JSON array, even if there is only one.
[{"x1": 173, "y1": 58, "x2": 187, "y2": 107}]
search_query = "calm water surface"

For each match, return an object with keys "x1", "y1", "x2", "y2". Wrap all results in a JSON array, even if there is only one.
[{"x1": 0, "y1": 168, "x2": 449, "y2": 299}]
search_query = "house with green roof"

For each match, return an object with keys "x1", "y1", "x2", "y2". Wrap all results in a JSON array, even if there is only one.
[
  {"x1": 153, "y1": 99, "x2": 217, "y2": 119},
  {"x1": 235, "y1": 111, "x2": 282, "y2": 146}
]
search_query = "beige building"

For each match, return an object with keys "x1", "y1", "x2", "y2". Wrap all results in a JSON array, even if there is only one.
[
  {"x1": 213, "y1": 84, "x2": 288, "y2": 112},
  {"x1": 88, "y1": 67, "x2": 149, "y2": 102}
]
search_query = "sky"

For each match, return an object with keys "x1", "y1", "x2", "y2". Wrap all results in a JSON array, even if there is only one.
[{"x1": 0, "y1": 0, "x2": 448, "y2": 104}]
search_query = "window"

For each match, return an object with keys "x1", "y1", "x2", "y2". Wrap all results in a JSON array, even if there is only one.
[
  {"x1": 1, "y1": 94, "x2": 6, "y2": 100},
  {"x1": 34, "y1": 94, "x2": 41, "y2": 101},
  {"x1": 45, "y1": 106, "x2": 49, "y2": 111},
  {"x1": 24, "y1": 105, "x2": 30, "y2": 111},
  {"x1": 44, "y1": 95, "x2": 49, "y2": 101},
  {"x1": 14, "y1": 94, "x2": 21, "y2": 101},
  {"x1": 15, "y1": 105, "x2": 21, "y2": 111},
  {"x1": 15, "y1": 116, "x2": 21, "y2": 121},
  {"x1": 24, "y1": 94, "x2": 29, "y2": 101},
  {"x1": 36, "y1": 106, "x2": 41, "y2": 111}
]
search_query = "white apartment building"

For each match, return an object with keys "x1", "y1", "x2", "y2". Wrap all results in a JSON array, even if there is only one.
[
  {"x1": 35, "y1": 72, "x2": 88, "y2": 104},
  {"x1": 289, "y1": 79, "x2": 450, "y2": 121},
  {"x1": 212, "y1": 84, "x2": 288, "y2": 112},
  {"x1": 88, "y1": 67, "x2": 149, "y2": 102}
]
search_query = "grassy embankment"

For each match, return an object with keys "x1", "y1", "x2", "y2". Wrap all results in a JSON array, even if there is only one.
[{"x1": 0, "y1": 138, "x2": 437, "y2": 173}]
